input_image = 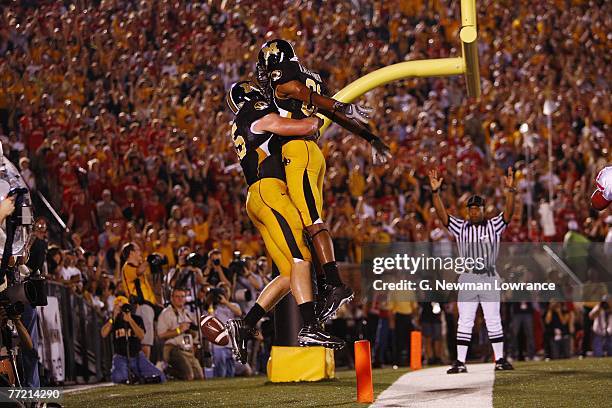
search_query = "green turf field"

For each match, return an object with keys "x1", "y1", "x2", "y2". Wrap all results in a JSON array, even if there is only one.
[
  {"x1": 63, "y1": 367, "x2": 408, "y2": 408},
  {"x1": 63, "y1": 358, "x2": 612, "y2": 407},
  {"x1": 493, "y1": 358, "x2": 612, "y2": 408}
]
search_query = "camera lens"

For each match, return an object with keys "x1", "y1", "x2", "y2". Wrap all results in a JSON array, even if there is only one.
[{"x1": 121, "y1": 303, "x2": 133, "y2": 313}]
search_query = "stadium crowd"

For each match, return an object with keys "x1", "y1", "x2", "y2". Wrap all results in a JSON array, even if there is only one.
[{"x1": 0, "y1": 0, "x2": 610, "y2": 381}]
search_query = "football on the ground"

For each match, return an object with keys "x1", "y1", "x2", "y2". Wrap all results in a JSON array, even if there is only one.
[{"x1": 200, "y1": 315, "x2": 229, "y2": 346}]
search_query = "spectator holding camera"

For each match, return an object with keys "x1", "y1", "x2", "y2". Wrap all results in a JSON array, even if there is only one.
[
  {"x1": 157, "y1": 287, "x2": 204, "y2": 381},
  {"x1": 21, "y1": 217, "x2": 48, "y2": 388},
  {"x1": 208, "y1": 283, "x2": 241, "y2": 377},
  {"x1": 166, "y1": 247, "x2": 205, "y2": 308},
  {"x1": 202, "y1": 249, "x2": 231, "y2": 287},
  {"x1": 234, "y1": 257, "x2": 264, "y2": 312},
  {"x1": 119, "y1": 242, "x2": 157, "y2": 359},
  {"x1": 100, "y1": 296, "x2": 165, "y2": 384},
  {"x1": 0, "y1": 306, "x2": 33, "y2": 353},
  {"x1": 255, "y1": 257, "x2": 272, "y2": 287},
  {"x1": 588, "y1": 295, "x2": 611, "y2": 357},
  {"x1": 0, "y1": 305, "x2": 33, "y2": 390},
  {"x1": 545, "y1": 301, "x2": 573, "y2": 359}
]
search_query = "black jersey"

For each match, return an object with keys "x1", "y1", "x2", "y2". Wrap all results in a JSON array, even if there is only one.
[
  {"x1": 268, "y1": 61, "x2": 324, "y2": 120},
  {"x1": 231, "y1": 100, "x2": 285, "y2": 186}
]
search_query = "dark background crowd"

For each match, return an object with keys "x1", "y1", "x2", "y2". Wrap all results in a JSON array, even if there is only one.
[{"x1": 0, "y1": 0, "x2": 610, "y2": 383}]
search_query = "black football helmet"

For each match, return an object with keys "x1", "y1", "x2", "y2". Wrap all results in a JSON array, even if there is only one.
[
  {"x1": 226, "y1": 81, "x2": 267, "y2": 114},
  {"x1": 257, "y1": 39, "x2": 297, "y2": 71},
  {"x1": 256, "y1": 39, "x2": 297, "y2": 94}
]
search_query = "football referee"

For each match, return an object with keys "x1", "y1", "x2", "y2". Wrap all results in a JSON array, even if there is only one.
[{"x1": 428, "y1": 167, "x2": 516, "y2": 373}]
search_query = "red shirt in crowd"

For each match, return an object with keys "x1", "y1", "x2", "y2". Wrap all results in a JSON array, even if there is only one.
[{"x1": 144, "y1": 200, "x2": 166, "y2": 224}]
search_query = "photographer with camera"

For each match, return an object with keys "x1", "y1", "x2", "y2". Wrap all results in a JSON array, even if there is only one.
[
  {"x1": 147, "y1": 252, "x2": 168, "y2": 303},
  {"x1": 157, "y1": 287, "x2": 204, "y2": 380},
  {"x1": 202, "y1": 249, "x2": 231, "y2": 288},
  {"x1": 165, "y1": 247, "x2": 205, "y2": 308},
  {"x1": 19, "y1": 217, "x2": 48, "y2": 388},
  {"x1": 255, "y1": 256, "x2": 271, "y2": 286},
  {"x1": 233, "y1": 257, "x2": 263, "y2": 312},
  {"x1": 588, "y1": 295, "x2": 611, "y2": 357},
  {"x1": 207, "y1": 283, "x2": 242, "y2": 377},
  {"x1": 101, "y1": 296, "x2": 165, "y2": 384},
  {"x1": 544, "y1": 300, "x2": 574, "y2": 359},
  {"x1": 119, "y1": 242, "x2": 157, "y2": 359},
  {"x1": 0, "y1": 302, "x2": 33, "y2": 385}
]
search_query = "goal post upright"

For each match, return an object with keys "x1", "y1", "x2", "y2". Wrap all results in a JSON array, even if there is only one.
[{"x1": 319, "y1": 0, "x2": 481, "y2": 134}]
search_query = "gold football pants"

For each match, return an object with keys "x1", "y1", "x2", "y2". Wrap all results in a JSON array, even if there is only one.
[{"x1": 246, "y1": 178, "x2": 312, "y2": 276}]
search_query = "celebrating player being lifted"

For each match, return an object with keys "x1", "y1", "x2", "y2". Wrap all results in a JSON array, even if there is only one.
[
  {"x1": 224, "y1": 81, "x2": 345, "y2": 364},
  {"x1": 256, "y1": 39, "x2": 391, "y2": 321}
]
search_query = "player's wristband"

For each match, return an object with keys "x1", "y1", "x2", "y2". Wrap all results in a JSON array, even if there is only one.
[
  {"x1": 176, "y1": 327, "x2": 181, "y2": 335},
  {"x1": 108, "y1": 319, "x2": 113, "y2": 325},
  {"x1": 332, "y1": 100, "x2": 346, "y2": 113},
  {"x1": 432, "y1": 188, "x2": 440, "y2": 194},
  {"x1": 506, "y1": 187, "x2": 517, "y2": 193}
]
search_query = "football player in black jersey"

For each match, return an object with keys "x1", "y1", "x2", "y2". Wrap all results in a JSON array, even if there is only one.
[
  {"x1": 257, "y1": 39, "x2": 390, "y2": 322},
  {"x1": 224, "y1": 81, "x2": 345, "y2": 363}
]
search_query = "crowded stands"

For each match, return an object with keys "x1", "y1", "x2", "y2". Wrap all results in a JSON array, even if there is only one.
[{"x1": 0, "y1": 0, "x2": 610, "y2": 382}]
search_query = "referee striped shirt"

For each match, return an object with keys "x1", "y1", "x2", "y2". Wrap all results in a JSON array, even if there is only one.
[{"x1": 446, "y1": 213, "x2": 508, "y2": 274}]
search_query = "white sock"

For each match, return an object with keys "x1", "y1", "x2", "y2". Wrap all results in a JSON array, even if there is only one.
[
  {"x1": 492, "y1": 342, "x2": 504, "y2": 361},
  {"x1": 457, "y1": 345, "x2": 468, "y2": 363}
]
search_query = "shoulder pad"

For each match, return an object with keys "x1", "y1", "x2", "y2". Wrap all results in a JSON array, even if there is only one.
[{"x1": 298, "y1": 64, "x2": 322, "y2": 82}]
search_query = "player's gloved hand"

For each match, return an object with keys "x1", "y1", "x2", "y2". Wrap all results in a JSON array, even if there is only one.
[
  {"x1": 333, "y1": 101, "x2": 373, "y2": 125},
  {"x1": 370, "y1": 138, "x2": 392, "y2": 165}
]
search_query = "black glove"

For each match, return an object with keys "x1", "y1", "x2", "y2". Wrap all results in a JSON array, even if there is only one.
[{"x1": 370, "y1": 138, "x2": 392, "y2": 165}]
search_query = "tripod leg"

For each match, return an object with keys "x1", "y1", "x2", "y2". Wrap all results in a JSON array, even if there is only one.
[{"x1": 9, "y1": 351, "x2": 21, "y2": 387}]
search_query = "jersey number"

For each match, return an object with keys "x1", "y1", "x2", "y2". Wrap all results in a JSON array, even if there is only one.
[
  {"x1": 231, "y1": 123, "x2": 246, "y2": 160},
  {"x1": 301, "y1": 78, "x2": 321, "y2": 116}
]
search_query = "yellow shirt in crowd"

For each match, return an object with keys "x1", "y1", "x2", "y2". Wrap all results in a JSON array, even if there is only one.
[{"x1": 121, "y1": 263, "x2": 157, "y2": 304}]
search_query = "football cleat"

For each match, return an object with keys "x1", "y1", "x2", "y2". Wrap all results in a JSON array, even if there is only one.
[
  {"x1": 225, "y1": 319, "x2": 257, "y2": 364},
  {"x1": 315, "y1": 284, "x2": 354, "y2": 323},
  {"x1": 447, "y1": 360, "x2": 468, "y2": 374},
  {"x1": 298, "y1": 324, "x2": 345, "y2": 350},
  {"x1": 494, "y1": 358, "x2": 514, "y2": 371}
]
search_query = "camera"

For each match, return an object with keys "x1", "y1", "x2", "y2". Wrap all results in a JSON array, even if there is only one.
[
  {"x1": 1, "y1": 272, "x2": 47, "y2": 309},
  {"x1": 601, "y1": 296, "x2": 610, "y2": 311},
  {"x1": 7, "y1": 187, "x2": 33, "y2": 227},
  {"x1": 121, "y1": 303, "x2": 135, "y2": 314},
  {"x1": 228, "y1": 259, "x2": 246, "y2": 277},
  {"x1": 207, "y1": 287, "x2": 225, "y2": 306},
  {"x1": 147, "y1": 253, "x2": 168, "y2": 275},
  {"x1": 185, "y1": 252, "x2": 205, "y2": 269},
  {"x1": 0, "y1": 297, "x2": 24, "y2": 317}
]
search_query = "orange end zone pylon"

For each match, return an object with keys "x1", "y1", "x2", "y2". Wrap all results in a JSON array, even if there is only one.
[
  {"x1": 410, "y1": 331, "x2": 422, "y2": 370},
  {"x1": 354, "y1": 340, "x2": 374, "y2": 403}
]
